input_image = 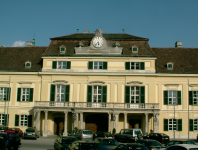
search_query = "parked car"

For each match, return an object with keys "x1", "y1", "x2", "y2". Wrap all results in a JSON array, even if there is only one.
[
  {"x1": 0, "y1": 133, "x2": 9, "y2": 147},
  {"x1": 165, "y1": 140, "x2": 196, "y2": 147},
  {"x1": 5, "y1": 128, "x2": 23, "y2": 138},
  {"x1": 54, "y1": 136, "x2": 78, "y2": 150},
  {"x1": 135, "y1": 139, "x2": 166, "y2": 150},
  {"x1": 111, "y1": 143, "x2": 149, "y2": 150},
  {"x1": 0, "y1": 137, "x2": 8, "y2": 150},
  {"x1": 68, "y1": 140, "x2": 104, "y2": 150},
  {"x1": 23, "y1": 127, "x2": 39, "y2": 140},
  {"x1": 0, "y1": 126, "x2": 9, "y2": 133},
  {"x1": 144, "y1": 133, "x2": 170, "y2": 144},
  {"x1": 94, "y1": 131, "x2": 114, "y2": 139},
  {"x1": 94, "y1": 138, "x2": 119, "y2": 150},
  {"x1": 114, "y1": 128, "x2": 143, "y2": 143},
  {"x1": 70, "y1": 129, "x2": 93, "y2": 141},
  {"x1": 164, "y1": 144, "x2": 198, "y2": 150}
]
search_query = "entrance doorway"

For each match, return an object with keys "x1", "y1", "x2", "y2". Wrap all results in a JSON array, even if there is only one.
[
  {"x1": 54, "y1": 117, "x2": 64, "y2": 135},
  {"x1": 85, "y1": 114, "x2": 108, "y2": 134},
  {"x1": 129, "y1": 119, "x2": 141, "y2": 128}
]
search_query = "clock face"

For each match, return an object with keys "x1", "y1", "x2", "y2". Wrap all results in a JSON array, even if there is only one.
[{"x1": 93, "y1": 36, "x2": 104, "y2": 48}]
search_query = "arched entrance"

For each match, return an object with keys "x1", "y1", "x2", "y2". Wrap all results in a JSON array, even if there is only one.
[
  {"x1": 129, "y1": 119, "x2": 141, "y2": 128},
  {"x1": 85, "y1": 114, "x2": 108, "y2": 134},
  {"x1": 54, "y1": 117, "x2": 64, "y2": 135}
]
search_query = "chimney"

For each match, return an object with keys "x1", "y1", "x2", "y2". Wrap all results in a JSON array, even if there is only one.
[
  {"x1": 83, "y1": 30, "x2": 89, "y2": 33},
  {"x1": 26, "y1": 41, "x2": 32, "y2": 46},
  {"x1": 175, "y1": 41, "x2": 182, "y2": 47}
]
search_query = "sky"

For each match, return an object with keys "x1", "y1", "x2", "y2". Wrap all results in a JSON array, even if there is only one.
[{"x1": 0, "y1": 0, "x2": 198, "y2": 48}]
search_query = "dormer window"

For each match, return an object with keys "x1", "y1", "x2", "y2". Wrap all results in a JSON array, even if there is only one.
[
  {"x1": 59, "y1": 45, "x2": 66, "y2": 54},
  {"x1": 25, "y1": 61, "x2": 31, "y2": 68},
  {"x1": 132, "y1": 46, "x2": 138, "y2": 53},
  {"x1": 167, "y1": 62, "x2": 173, "y2": 70}
]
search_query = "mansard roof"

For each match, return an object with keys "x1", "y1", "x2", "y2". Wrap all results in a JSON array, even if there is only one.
[
  {"x1": 152, "y1": 47, "x2": 198, "y2": 74},
  {"x1": 0, "y1": 47, "x2": 47, "y2": 72}
]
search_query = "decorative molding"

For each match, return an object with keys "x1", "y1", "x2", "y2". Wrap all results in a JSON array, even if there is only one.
[
  {"x1": 190, "y1": 84, "x2": 198, "y2": 87},
  {"x1": 165, "y1": 84, "x2": 179, "y2": 87},
  {"x1": 89, "y1": 80, "x2": 105, "y2": 84},
  {"x1": 18, "y1": 82, "x2": 32, "y2": 84},
  {"x1": 127, "y1": 81, "x2": 143, "y2": 84},
  {"x1": 53, "y1": 80, "x2": 68, "y2": 83},
  {"x1": 0, "y1": 81, "x2": 9, "y2": 84}
]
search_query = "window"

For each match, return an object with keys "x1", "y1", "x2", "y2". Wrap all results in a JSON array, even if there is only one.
[
  {"x1": 59, "y1": 45, "x2": 66, "y2": 54},
  {"x1": 125, "y1": 62, "x2": 145, "y2": 70},
  {"x1": 167, "y1": 62, "x2": 173, "y2": 70},
  {"x1": 87, "y1": 85, "x2": 107, "y2": 103},
  {"x1": 189, "y1": 91, "x2": 198, "y2": 105},
  {"x1": 132, "y1": 46, "x2": 138, "y2": 53},
  {"x1": 190, "y1": 119, "x2": 198, "y2": 131},
  {"x1": 17, "y1": 88, "x2": 33, "y2": 102},
  {"x1": 0, "y1": 87, "x2": 11, "y2": 101},
  {"x1": 50, "y1": 85, "x2": 70, "y2": 102},
  {"x1": 0, "y1": 114, "x2": 9, "y2": 126},
  {"x1": 25, "y1": 61, "x2": 31, "y2": 68},
  {"x1": 164, "y1": 119, "x2": 182, "y2": 131},
  {"x1": 93, "y1": 86, "x2": 102, "y2": 102},
  {"x1": 15, "y1": 114, "x2": 32, "y2": 127},
  {"x1": 52, "y1": 61, "x2": 71, "y2": 69},
  {"x1": 164, "y1": 91, "x2": 181, "y2": 105},
  {"x1": 88, "y1": 61, "x2": 107, "y2": 70},
  {"x1": 20, "y1": 115, "x2": 27, "y2": 126},
  {"x1": 125, "y1": 86, "x2": 145, "y2": 104}
]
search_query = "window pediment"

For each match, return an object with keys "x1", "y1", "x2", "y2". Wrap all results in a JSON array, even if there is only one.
[
  {"x1": 53, "y1": 80, "x2": 68, "y2": 84},
  {"x1": 127, "y1": 81, "x2": 143, "y2": 84},
  {"x1": 89, "y1": 81, "x2": 105, "y2": 84}
]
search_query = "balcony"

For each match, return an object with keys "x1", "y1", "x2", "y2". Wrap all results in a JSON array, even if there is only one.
[{"x1": 34, "y1": 101, "x2": 159, "y2": 110}]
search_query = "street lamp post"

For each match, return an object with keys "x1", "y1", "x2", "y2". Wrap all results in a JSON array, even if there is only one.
[{"x1": 72, "y1": 113, "x2": 76, "y2": 131}]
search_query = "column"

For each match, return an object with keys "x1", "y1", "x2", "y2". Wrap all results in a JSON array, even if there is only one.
[
  {"x1": 43, "y1": 110, "x2": 48, "y2": 137},
  {"x1": 80, "y1": 112, "x2": 83, "y2": 129},
  {"x1": 34, "y1": 110, "x2": 40, "y2": 134},
  {"x1": 145, "y1": 113, "x2": 148, "y2": 134},
  {"x1": 153, "y1": 113, "x2": 159, "y2": 133},
  {"x1": 115, "y1": 113, "x2": 119, "y2": 133},
  {"x1": 75, "y1": 113, "x2": 79, "y2": 129},
  {"x1": 108, "y1": 112, "x2": 111, "y2": 132},
  {"x1": 63, "y1": 111, "x2": 68, "y2": 136},
  {"x1": 124, "y1": 113, "x2": 127, "y2": 129}
]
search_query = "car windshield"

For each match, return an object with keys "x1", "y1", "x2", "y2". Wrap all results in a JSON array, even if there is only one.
[
  {"x1": 103, "y1": 132, "x2": 111, "y2": 136},
  {"x1": 101, "y1": 139, "x2": 119, "y2": 145},
  {"x1": 128, "y1": 146, "x2": 149, "y2": 150},
  {"x1": 62, "y1": 137, "x2": 77, "y2": 144},
  {"x1": 83, "y1": 131, "x2": 92, "y2": 134},
  {"x1": 25, "y1": 129, "x2": 35, "y2": 132},
  {"x1": 159, "y1": 133, "x2": 168, "y2": 136},
  {"x1": 134, "y1": 130, "x2": 141, "y2": 135},
  {"x1": 147, "y1": 141, "x2": 162, "y2": 146},
  {"x1": 80, "y1": 143, "x2": 103, "y2": 150}
]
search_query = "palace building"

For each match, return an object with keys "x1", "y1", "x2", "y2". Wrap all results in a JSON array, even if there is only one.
[{"x1": 0, "y1": 28, "x2": 198, "y2": 139}]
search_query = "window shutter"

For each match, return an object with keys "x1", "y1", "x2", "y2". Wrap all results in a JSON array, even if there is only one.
[
  {"x1": 66, "y1": 61, "x2": 71, "y2": 69},
  {"x1": 189, "y1": 119, "x2": 194, "y2": 131},
  {"x1": 164, "y1": 91, "x2": 168, "y2": 105},
  {"x1": 15, "y1": 115, "x2": 19, "y2": 126},
  {"x1": 140, "y1": 86, "x2": 145, "y2": 103},
  {"x1": 29, "y1": 88, "x2": 33, "y2": 102},
  {"x1": 125, "y1": 86, "x2": 130, "y2": 103},
  {"x1": 52, "y1": 61, "x2": 57, "y2": 69},
  {"x1": 102, "y1": 86, "x2": 107, "y2": 103},
  {"x1": 189, "y1": 91, "x2": 193, "y2": 105},
  {"x1": 50, "y1": 85, "x2": 55, "y2": 102},
  {"x1": 28, "y1": 115, "x2": 32, "y2": 127},
  {"x1": 6, "y1": 88, "x2": 11, "y2": 101},
  {"x1": 87, "y1": 85, "x2": 92, "y2": 102},
  {"x1": 4, "y1": 114, "x2": 9, "y2": 126},
  {"x1": 17, "y1": 88, "x2": 21, "y2": 102},
  {"x1": 177, "y1": 119, "x2": 182, "y2": 131},
  {"x1": 177, "y1": 91, "x2": 181, "y2": 105},
  {"x1": 164, "y1": 119, "x2": 168, "y2": 131},
  {"x1": 103, "y1": 62, "x2": 107, "y2": 70},
  {"x1": 88, "y1": 61, "x2": 93, "y2": 69},
  {"x1": 125, "y1": 62, "x2": 130, "y2": 70},
  {"x1": 65, "y1": 85, "x2": 70, "y2": 102},
  {"x1": 140, "y1": 62, "x2": 145, "y2": 70}
]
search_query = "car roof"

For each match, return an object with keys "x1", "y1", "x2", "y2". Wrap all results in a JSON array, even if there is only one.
[
  {"x1": 168, "y1": 144, "x2": 198, "y2": 148},
  {"x1": 137, "y1": 139, "x2": 159, "y2": 142},
  {"x1": 75, "y1": 140, "x2": 99, "y2": 143},
  {"x1": 120, "y1": 143, "x2": 144, "y2": 146},
  {"x1": 170, "y1": 139, "x2": 194, "y2": 141}
]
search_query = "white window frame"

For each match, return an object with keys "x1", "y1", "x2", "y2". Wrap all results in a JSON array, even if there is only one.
[
  {"x1": 130, "y1": 62, "x2": 140, "y2": 70},
  {"x1": 57, "y1": 61, "x2": 67, "y2": 69},
  {"x1": 132, "y1": 46, "x2": 138, "y2": 53},
  {"x1": 168, "y1": 91, "x2": 177, "y2": 105},
  {"x1": 194, "y1": 119, "x2": 198, "y2": 131},
  {"x1": 193, "y1": 91, "x2": 198, "y2": 105},
  {"x1": 25, "y1": 61, "x2": 31, "y2": 68},
  {"x1": 20, "y1": 115, "x2": 28, "y2": 126},
  {"x1": 0, "y1": 87, "x2": 7, "y2": 101},
  {"x1": 130, "y1": 86, "x2": 140, "y2": 103},
  {"x1": 168, "y1": 119, "x2": 177, "y2": 131},
  {"x1": 167, "y1": 62, "x2": 173, "y2": 70},
  {"x1": 21, "y1": 88, "x2": 30, "y2": 102},
  {"x1": 94, "y1": 61, "x2": 103, "y2": 69},
  {"x1": 92, "y1": 85, "x2": 102, "y2": 103},
  {"x1": 0, "y1": 114, "x2": 5, "y2": 125},
  {"x1": 59, "y1": 45, "x2": 66, "y2": 54},
  {"x1": 56, "y1": 85, "x2": 65, "y2": 102}
]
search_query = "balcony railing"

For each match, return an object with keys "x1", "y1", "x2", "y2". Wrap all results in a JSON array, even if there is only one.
[{"x1": 34, "y1": 101, "x2": 159, "y2": 109}]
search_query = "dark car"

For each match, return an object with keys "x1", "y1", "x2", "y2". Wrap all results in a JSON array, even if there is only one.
[
  {"x1": 0, "y1": 126, "x2": 9, "y2": 133},
  {"x1": 0, "y1": 133, "x2": 9, "y2": 147},
  {"x1": 54, "y1": 136, "x2": 78, "y2": 150},
  {"x1": 94, "y1": 131, "x2": 114, "y2": 139},
  {"x1": 68, "y1": 140, "x2": 104, "y2": 150},
  {"x1": 111, "y1": 143, "x2": 149, "y2": 150},
  {"x1": 70, "y1": 129, "x2": 93, "y2": 141},
  {"x1": 144, "y1": 133, "x2": 170, "y2": 144},
  {"x1": 164, "y1": 144, "x2": 198, "y2": 150},
  {"x1": 94, "y1": 138, "x2": 119, "y2": 150},
  {"x1": 0, "y1": 137, "x2": 8, "y2": 150},
  {"x1": 23, "y1": 127, "x2": 39, "y2": 140},
  {"x1": 165, "y1": 140, "x2": 196, "y2": 147},
  {"x1": 135, "y1": 139, "x2": 166, "y2": 150}
]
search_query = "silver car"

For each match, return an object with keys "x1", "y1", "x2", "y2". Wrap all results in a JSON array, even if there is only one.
[
  {"x1": 23, "y1": 127, "x2": 39, "y2": 140},
  {"x1": 71, "y1": 129, "x2": 93, "y2": 141}
]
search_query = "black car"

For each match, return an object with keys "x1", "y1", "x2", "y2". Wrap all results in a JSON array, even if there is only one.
[
  {"x1": 111, "y1": 143, "x2": 149, "y2": 150},
  {"x1": 0, "y1": 137, "x2": 8, "y2": 150},
  {"x1": 54, "y1": 136, "x2": 78, "y2": 150},
  {"x1": 93, "y1": 131, "x2": 114, "y2": 139},
  {"x1": 144, "y1": 133, "x2": 170, "y2": 144},
  {"x1": 165, "y1": 140, "x2": 196, "y2": 147},
  {"x1": 94, "y1": 138, "x2": 119, "y2": 150},
  {"x1": 135, "y1": 139, "x2": 166, "y2": 150},
  {"x1": 68, "y1": 140, "x2": 104, "y2": 150}
]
